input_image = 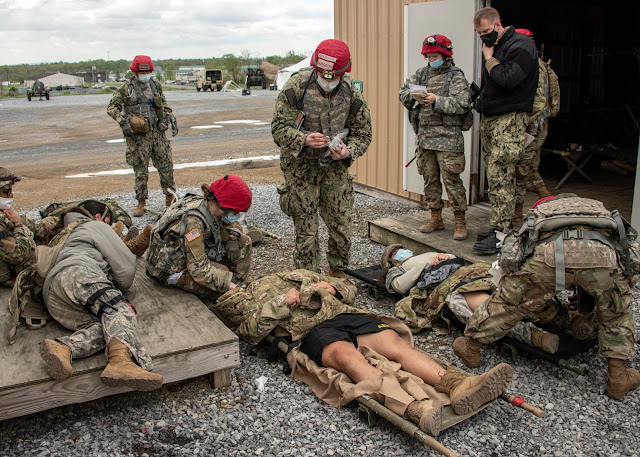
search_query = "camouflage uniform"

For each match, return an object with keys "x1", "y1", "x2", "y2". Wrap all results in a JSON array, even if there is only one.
[
  {"x1": 393, "y1": 262, "x2": 562, "y2": 346},
  {"x1": 465, "y1": 243, "x2": 636, "y2": 361},
  {"x1": 272, "y1": 68, "x2": 372, "y2": 272},
  {"x1": 42, "y1": 214, "x2": 153, "y2": 370},
  {"x1": 517, "y1": 59, "x2": 561, "y2": 204},
  {"x1": 107, "y1": 76, "x2": 176, "y2": 201},
  {"x1": 399, "y1": 60, "x2": 472, "y2": 211},
  {"x1": 0, "y1": 211, "x2": 36, "y2": 286},
  {"x1": 145, "y1": 196, "x2": 251, "y2": 298},
  {"x1": 213, "y1": 269, "x2": 365, "y2": 345}
]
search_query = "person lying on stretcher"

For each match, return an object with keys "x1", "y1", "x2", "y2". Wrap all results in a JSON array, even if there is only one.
[
  {"x1": 381, "y1": 245, "x2": 598, "y2": 365},
  {"x1": 211, "y1": 268, "x2": 513, "y2": 436}
]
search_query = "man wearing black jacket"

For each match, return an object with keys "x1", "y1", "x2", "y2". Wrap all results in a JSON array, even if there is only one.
[{"x1": 472, "y1": 7, "x2": 538, "y2": 254}]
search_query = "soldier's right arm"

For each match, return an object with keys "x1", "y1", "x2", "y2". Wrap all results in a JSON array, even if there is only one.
[
  {"x1": 106, "y1": 82, "x2": 128, "y2": 123},
  {"x1": 0, "y1": 217, "x2": 36, "y2": 267},
  {"x1": 271, "y1": 73, "x2": 308, "y2": 155},
  {"x1": 398, "y1": 69, "x2": 423, "y2": 110},
  {"x1": 183, "y1": 216, "x2": 233, "y2": 292}
]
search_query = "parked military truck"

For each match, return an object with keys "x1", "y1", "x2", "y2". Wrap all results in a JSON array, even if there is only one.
[
  {"x1": 245, "y1": 68, "x2": 266, "y2": 89},
  {"x1": 196, "y1": 69, "x2": 223, "y2": 91},
  {"x1": 27, "y1": 81, "x2": 50, "y2": 101}
]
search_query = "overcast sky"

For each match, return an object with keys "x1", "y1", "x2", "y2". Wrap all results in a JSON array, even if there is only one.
[{"x1": 1, "y1": 0, "x2": 334, "y2": 65}]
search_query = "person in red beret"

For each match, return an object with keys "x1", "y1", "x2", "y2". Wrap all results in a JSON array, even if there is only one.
[
  {"x1": 272, "y1": 39, "x2": 372, "y2": 279},
  {"x1": 399, "y1": 34, "x2": 473, "y2": 242},
  {"x1": 145, "y1": 175, "x2": 253, "y2": 298}
]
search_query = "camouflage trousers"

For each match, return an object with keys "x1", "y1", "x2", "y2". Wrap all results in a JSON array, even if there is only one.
[
  {"x1": 44, "y1": 264, "x2": 153, "y2": 370},
  {"x1": 480, "y1": 112, "x2": 528, "y2": 229},
  {"x1": 416, "y1": 148, "x2": 467, "y2": 211},
  {"x1": 125, "y1": 129, "x2": 175, "y2": 201},
  {"x1": 465, "y1": 249, "x2": 636, "y2": 360},
  {"x1": 279, "y1": 159, "x2": 354, "y2": 272},
  {"x1": 525, "y1": 120, "x2": 549, "y2": 192}
]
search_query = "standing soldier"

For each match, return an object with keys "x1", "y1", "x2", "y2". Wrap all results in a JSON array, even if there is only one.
[
  {"x1": 145, "y1": 175, "x2": 253, "y2": 298},
  {"x1": 108, "y1": 55, "x2": 179, "y2": 217},
  {"x1": 399, "y1": 34, "x2": 473, "y2": 240},
  {"x1": 272, "y1": 39, "x2": 372, "y2": 278}
]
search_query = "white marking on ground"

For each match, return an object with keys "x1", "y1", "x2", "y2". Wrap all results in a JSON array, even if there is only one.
[
  {"x1": 66, "y1": 154, "x2": 280, "y2": 178},
  {"x1": 106, "y1": 139, "x2": 125, "y2": 143},
  {"x1": 191, "y1": 125, "x2": 223, "y2": 129},
  {"x1": 215, "y1": 120, "x2": 261, "y2": 124}
]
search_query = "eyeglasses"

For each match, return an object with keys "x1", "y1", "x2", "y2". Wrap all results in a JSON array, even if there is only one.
[{"x1": 424, "y1": 35, "x2": 452, "y2": 51}]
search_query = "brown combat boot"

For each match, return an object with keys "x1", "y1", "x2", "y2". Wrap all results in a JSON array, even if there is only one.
[
  {"x1": 606, "y1": 358, "x2": 640, "y2": 400},
  {"x1": 453, "y1": 211, "x2": 468, "y2": 241},
  {"x1": 404, "y1": 399, "x2": 443, "y2": 436},
  {"x1": 112, "y1": 221, "x2": 126, "y2": 238},
  {"x1": 125, "y1": 224, "x2": 152, "y2": 257},
  {"x1": 512, "y1": 202, "x2": 524, "y2": 227},
  {"x1": 124, "y1": 225, "x2": 140, "y2": 242},
  {"x1": 133, "y1": 200, "x2": 146, "y2": 217},
  {"x1": 453, "y1": 336, "x2": 483, "y2": 368},
  {"x1": 435, "y1": 363, "x2": 513, "y2": 415},
  {"x1": 535, "y1": 184, "x2": 551, "y2": 199},
  {"x1": 40, "y1": 339, "x2": 73, "y2": 380},
  {"x1": 570, "y1": 311, "x2": 598, "y2": 340},
  {"x1": 419, "y1": 209, "x2": 445, "y2": 233},
  {"x1": 100, "y1": 338, "x2": 163, "y2": 391},
  {"x1": 530, "y1": 328, "x2": 560, "y2": 354},
  {"x1": 327, "y1": 268, "x2": 346, "y2": 279},
  {"x1": 165, "y1": 193, "x2": 175, "y2": 207}
]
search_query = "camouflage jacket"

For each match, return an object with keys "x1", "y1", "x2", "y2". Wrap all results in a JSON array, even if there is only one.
[
  {"x1": 0, "y1": 212, "x2": 36, "y2": 285},
  {"x1": 272, "y1": 68, "x2": 372, "y2": 167},
  {"x1": 213, "y1": 269, "x2": 367, "y2": 345},
  {"x1": 394, "y1": 262, "x2": 494, "y2": 334},
  {"x1": 527, "y1": 58, "x2": 561, "y2": 135},
  {"x1": 107, "y1": 77, "x2": 173, "y2": 128},
  {"x1": 399, "y1": 60, "x2": 472, "y2": 152}
]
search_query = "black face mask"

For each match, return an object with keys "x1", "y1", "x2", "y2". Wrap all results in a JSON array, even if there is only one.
[{"x1": 480, "y1": 29, "x2": 499, "y2": 47}]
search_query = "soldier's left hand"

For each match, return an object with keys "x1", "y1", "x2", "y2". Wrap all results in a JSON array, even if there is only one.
[
  {"x1": 285, "y1": 288, "x2": 301, "y2": 307},
  {"x1": 330, "y1": 141, "x2": 350, "y2": 160},
  {"x1": 2, "y1": 209, "x2": 21, "y2": 225},
  {"x1": 311, "y1": 281, "x2": 336, "y2": 296},
  {"x1": 424, "y1": 93, "x2": 437, "y2": 105},
  {"x1": 225, "y1": 239, "x2": 240, "y2": 263}
]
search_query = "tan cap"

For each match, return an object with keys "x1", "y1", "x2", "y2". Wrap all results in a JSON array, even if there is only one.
[
  {"x1": 380, "y1": 243, "x2": 403, "y2": 276},
  {"x1": 0, "y1": 167, "x2": 21, "y2": 191}
]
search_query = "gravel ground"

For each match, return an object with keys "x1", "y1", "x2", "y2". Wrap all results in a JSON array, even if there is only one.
[{"x1": 2, "y1": 184, "x2": 639, "y2": 457}]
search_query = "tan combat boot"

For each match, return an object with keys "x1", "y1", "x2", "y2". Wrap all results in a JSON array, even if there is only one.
[
  {"x1": 453, "y1": 211, "x2": 468, "y2": 241},
  {"x1": 133, "y1": 200, "x2": 146, "y2": 217},
  {"x1": 512, "y1": 202, "x2": 524, "y2": 227},
  {"x1": 530, "y1": 328, "x2": 560, "y2": 354},
  {"x1": 404, "y1": 399, "x2": 443, "y2": 436},
  {"x1": 453, "y1": 336, "x2": 483, "y2": 368},
  {"x1": 124, "y1": 225, "x2": 140, "y2": 242},
  {"x1": 100, "y1": 338, "x2": 163, "y2": 391},
  {"x1": 112, "y1": 221, "x2": 126, "y2": 238},
  {"x1": 606, "y1": 358, "x2": 640, "y2": 400},
  {"x1": 125, "y1": 224, "x2": 152, "y2": 257},
  {"x1": 40, "y1": 339, "x2": 73, "y2": 380},
  {"x1": 327, "y1": 268, "x2": 346, "y2": 279},
  {"x1": 535, "y1": 184, "x2": 551, "y2": 199},
  {"x1": 165, "y1": 193, "x2": 175, "y2": 207},
  {"x1": 435, "y1": 363, "x2": 513, "y2": 415},
  {"x1": 419, "y1": 209, "x2": 445, "y2": 233},
  {"x1": 570, "y1": 311, "x2": 598, "y2": 340}
]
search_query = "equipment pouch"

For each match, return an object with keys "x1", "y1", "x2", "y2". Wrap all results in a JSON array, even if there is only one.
[
  {"x1": 543, "y1": 239, "x2": 617, "y2": 269},
  {"x1": 409, "y1": 104, "x2": 421, "y2": 134},
  {"x1": 499, "y1": 231, "x2": 525, "y2": 274},
  {"x1": 293, "y1": 110, "x2": 306, "y2": 130},
  {"x1": 130, "y1": 115, "x2": 150, "y2": 134}
]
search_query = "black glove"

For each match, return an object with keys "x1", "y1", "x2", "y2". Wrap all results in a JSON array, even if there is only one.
[
  {"x1": 119, "y1": 119, "x2": 133, "y2": 137},
  {"x1": 157, "y1": 118, "x2": 169, "y2": 132},
  {"x1": 170, "y1": 116, "x2": 179, "y2": 137},
  {"x1": 225, "y1": 239, "x2": 240, "y2": 263}
]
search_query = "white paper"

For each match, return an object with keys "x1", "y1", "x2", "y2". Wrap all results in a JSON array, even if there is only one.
[
  {"x1": 167, "y1": 271, "x2": 183, "y2": 285},
  {"x1": 255, "y1": 376, "x2": 269, "y2": 392},
  {"x1": 409, "y1": 84, "x2": 428, "y2": 94},
  {"x1": 489, "y1": 260, "x2": 505, "y2": 287}
]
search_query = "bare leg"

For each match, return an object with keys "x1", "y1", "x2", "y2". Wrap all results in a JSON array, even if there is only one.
[
  {"x1": 321, "y1": 340, "x2": 383, "y2": 383},
  {"x1": 461, "y1": 291, "x2": 491, "y2": 312},
  {"x1": 357, "y1": 330, "x2": 446, "y2": 386}
]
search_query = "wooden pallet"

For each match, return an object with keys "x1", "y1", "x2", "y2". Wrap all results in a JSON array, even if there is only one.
[{"x1": 0, "y1": 259, "x2": 239, "y2": 420}]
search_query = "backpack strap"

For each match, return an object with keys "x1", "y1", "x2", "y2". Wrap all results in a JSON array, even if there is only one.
[{"x1": 612, "y1": 210, "x2": 631, "y2": 273}]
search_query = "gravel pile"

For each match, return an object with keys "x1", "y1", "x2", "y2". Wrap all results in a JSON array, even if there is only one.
[{"x1": 3, "y1": 184, "x2": 639, "y2": 457}]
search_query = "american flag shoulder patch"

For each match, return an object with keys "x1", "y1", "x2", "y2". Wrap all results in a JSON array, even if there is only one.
[{"x1": 185, "y1": 229, "x2": 201, "y2": 242}]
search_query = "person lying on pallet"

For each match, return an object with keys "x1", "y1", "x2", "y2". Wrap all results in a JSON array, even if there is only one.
[
  {"x1": 381, "y1": 245, "x2": 597, "y2": 360},
  {"x1": 211, "y1": 268, "x2": 513, "y2": 436},
  {"x1": 12, "y1": 202, "x2": 163, "y2": 391},
  {"x1": 454, "y1": 194, "x2": 640, "y2": 400}
]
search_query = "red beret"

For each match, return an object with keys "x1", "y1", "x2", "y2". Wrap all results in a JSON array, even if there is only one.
[
  {"x1": 130, "y1": 55, "x2": 154, "y2": 72},
  {"x1": 311, "y1": 39, "x2": 351, "y2": 78},
  {"x1": 515, "y1": 28, "x2": 535, "y2": 45},
  {"x1": 209, "y1": 175, "x2": 252, "y2": 212},
  {"x1": 421, "y1": 34, "x2": 453, "y2": 57},
  {"x1": 533, "y1": 195, "x2": 556, "y2": 209}
]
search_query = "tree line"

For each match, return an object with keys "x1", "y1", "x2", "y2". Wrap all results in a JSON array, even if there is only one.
[{"x1": 1, "y1": 50, "x2": 306, "y2": 84}]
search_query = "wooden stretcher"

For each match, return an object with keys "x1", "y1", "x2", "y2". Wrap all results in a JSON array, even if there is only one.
[
  {"x1": 0, "y1": 259, "x2": 239, "y2": 421},
  {"x1": 265, "y1": 335, "x2": 543, "y2": 457}
]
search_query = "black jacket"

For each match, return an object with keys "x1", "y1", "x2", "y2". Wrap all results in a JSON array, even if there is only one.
[{"x1": 476, "y1": 26, "x2": 539, "y2": 116}]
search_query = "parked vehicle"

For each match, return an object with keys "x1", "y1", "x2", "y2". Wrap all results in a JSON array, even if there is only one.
[
  {"x1": 196, "y1": 69, "x2": 223, "y2": 92},
  {"x1": 27, "y1": 81, "x2": 50, "y2": 101},
  {"x1": 245, "y1": 68, "x2": 266, "y2": 89}
]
